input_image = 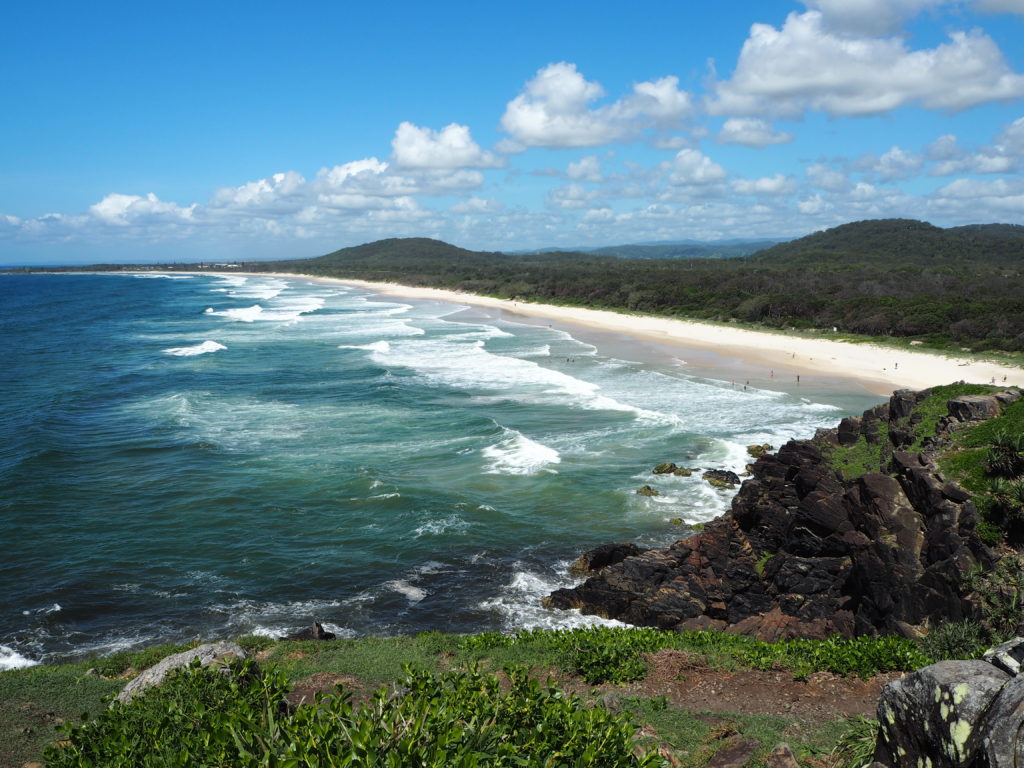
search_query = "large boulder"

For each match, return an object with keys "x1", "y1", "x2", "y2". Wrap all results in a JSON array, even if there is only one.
[
  {"x1": 115, "y1": 641, "x2": 247, "y2": 704},
  {"x1": 874, "y1": 638, "x2": 1024, "y2": 768}
]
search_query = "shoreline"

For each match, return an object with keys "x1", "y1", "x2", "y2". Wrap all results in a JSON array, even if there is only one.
[{"x1": 263, "y1": 273, "x2": 1024, "y2": 397}]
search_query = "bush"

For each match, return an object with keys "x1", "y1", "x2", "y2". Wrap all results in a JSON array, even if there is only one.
[
  {"x1": 919, "y1": 621, "x2": 986, "y2": 661},
  {"x1": 44, "y1": 660, "x2": 663, "y2": 767}
]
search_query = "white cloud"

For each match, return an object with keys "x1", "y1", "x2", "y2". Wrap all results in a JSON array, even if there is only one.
[
  {"x1": 732, "y1": 174, "x2": 798, "y2": 195},
  {"x1": 89, "y1": 193, "x2": 196, "y2": 226},
  {"x1": 667, "y1": 149, "x2": 728, "y2": 185},
  {"x1": 806, "y1": 163, "x2": 849, "y2": 191},
  {"x1": 996, "y1": 117, "x2": 1024, "y2": 156},
  {"x1": 566, "y1": 155, "x2": 603, "y2": 181},
  {"x1": 974, "y1": 0, "x2": 1024, "y2": 12},
  {"x1": 801, "y1": 0, "x2": 947, "y2": 36},
  {"x1": 927, "y1": 134, "x2": 961, "y2": 160},
  {"x1": 500, "y1": 62, "x2": 692, "y2": 148},
  {"x1": 797, "y1": 194, "x2": 832, "y2": 214},
  {"x1": 547, "y1": 183, "x2": 601, "y2": 209},
  {"x1": 210, "y1": 171, "x2": 306, "y2": 212},
  {"x1": 451, "y1": 197, "x2": 503, "y2": 214},
  {"x1": 391, "y1": 122, "x2": 502, "y2": 169},
  {"x1": 708, "y1": 11, "x2": 1024, "y2": 117},
  {"x1": 717, "y1": 118, "x2": 793, "y2": 147},
  {"x1": 874, "y1": 146, "x2": 924, "y2": 180}
]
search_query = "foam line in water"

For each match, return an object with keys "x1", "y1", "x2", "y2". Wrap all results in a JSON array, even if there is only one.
[
  {"x1": 339, "y1": 341, "x2": 391, "y2": 353},
  {"x1": 205, "y1": 305, "x2": 264, "y2": 322},
  {"x1": 132, "y1": 274, "x2": 193, "y2": 279},
  {"x1": 164, "y1": 340, "x2": 227, "y2": 356},
  {"x1": 481, "y1": 428, "x2": 560, "y2": 475}
]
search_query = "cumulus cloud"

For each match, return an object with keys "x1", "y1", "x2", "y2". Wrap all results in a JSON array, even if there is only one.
[
  {"x1": 801, "y1": 0, "x2": 947, "y2": 36},
  {"x1": 210, "y1": 171, "x2": 306, "y2": 213},
  {"x1": 667, "y1": 149, "x2": 728, "y2": 185},
  {"x1": 806, "y1": 163, "x2": 849, "y2": 191},
  {"x1": 797, "y1": 193, "x2": 833, "y2": 214},
  {"x1": 450, "y1": 197, "x2": 503, "y2": 214},
  {"x1": 566, "y1": 155, "x2": 603, "y2": 182},
  {"x1": 89, "y1": 193, "x2": 196, "y2": 226},
  {"x1": 547, "y1": 183, "x2": 602, "y2": 209},
  {"x1": 500, "y1": 62, "x2": 692, "y2": 148},
  {"x1": 708, "y1": 11, "x2": 1024, "y2": 117},
  {"x1": 874, "y1": 146, "x2": 924, "y2": 180},
  {"x1": 732, "y1": 174, "x2": 798, "y2": 195},
  {"x1": 717, "y1": 118, "x2": 793, "y2": 147},
  {"x1": 391, "y1": 122, "x2": 503, "y2": 169}
]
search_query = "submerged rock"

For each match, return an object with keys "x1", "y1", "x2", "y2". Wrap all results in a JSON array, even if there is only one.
[
  {"x1": 636, "y1": 485, "x2": 660, "y2": 497},
  {"x1": 282, "y1": 620, "x2": 336, "y2": 642},
  {"x1": 703, "y1": 469, "x2": 741, "y2": 489}
]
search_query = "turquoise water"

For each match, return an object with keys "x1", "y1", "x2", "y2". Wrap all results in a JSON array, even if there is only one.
[{"x1": 0, "y1": 273, "x2": 881, "y2": 669}]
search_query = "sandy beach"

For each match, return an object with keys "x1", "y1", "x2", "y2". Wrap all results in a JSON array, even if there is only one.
[{"x1": 260, "y1": 273, "x2": 1022, "y2": 396}]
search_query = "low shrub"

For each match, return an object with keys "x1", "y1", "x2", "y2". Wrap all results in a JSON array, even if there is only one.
[{"x1": 44, "y1": 660, "x2": 662, "y2": 767}]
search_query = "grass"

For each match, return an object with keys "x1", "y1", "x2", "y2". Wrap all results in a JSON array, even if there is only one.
[
  {"x1": 0, "y1": 626, "x2": 934, "y2": 766},
  {"x1": 0, "y1": 662, "x2": 122, "y2": 767}
]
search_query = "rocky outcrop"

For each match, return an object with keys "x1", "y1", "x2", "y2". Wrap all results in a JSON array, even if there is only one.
[
  {"x1": 547, "y1": 387, "x2": 1017, "y2": 639},
  {"x1": 115, "y1": 641, "x2": 247, "y2": 704},
  {"x1": 873, "y1": 638, "x2": 1024, "y2": 768}
]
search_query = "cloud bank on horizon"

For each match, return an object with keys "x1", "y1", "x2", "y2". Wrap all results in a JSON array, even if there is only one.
[{"x1": 2, "y1": 0, "x2": 1023, "y2": 263}]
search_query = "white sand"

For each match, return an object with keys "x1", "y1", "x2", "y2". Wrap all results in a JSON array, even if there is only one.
[{"x1": 265, "y1": 273, "x2": 1023, "y2": 396}]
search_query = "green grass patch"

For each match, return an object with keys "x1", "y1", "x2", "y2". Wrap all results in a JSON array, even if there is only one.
[
  {"x1": 265, "y1": 633, "x2": 455, "y2": 685},
  {"x1": 0, "y1": 662, "x2": 123, "y2": 768},
  {"x1": 459, "y1": 626, "x2": 929, "y2": 684},
  {"x1": 825, "y1": 431, "x2": 888, "y2": 478},
  {"x1": 904, "y1": 383, "x2": 997, "y2": 450}
]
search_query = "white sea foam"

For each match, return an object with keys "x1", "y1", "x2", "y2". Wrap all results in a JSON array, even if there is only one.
[
  {"x1": 478, "y1": 562, "x2": 625, "y2": 631},
  {"x1": 339, "y1": 340, "x2": 391, "y2": 353},
  {"x1": 132, "y1": 273, "x2": 193, "y2": 279},
  {"x1": 0, "y1": 645, "x2": 39, "y2": 670},
  {"x1": 164, "y1": 340, "x2": 227, "y2": 356},
  {"x1": 386, "y1": 580, "x2": 427, "y2": 603},
  {"x1": 367, "y1": 336, "x2": 668, "y2": 421},
  {"x1": 482, "y1": 429, "x2": 560, "y2": 475},
  {"x1": 413, "y1": 515, "x2": 469, "y2": 538},
  {"x1": 205, "y1": 305, "x2": 264, "y2": 322}
]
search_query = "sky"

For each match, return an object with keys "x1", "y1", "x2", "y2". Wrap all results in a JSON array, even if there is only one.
[{"x1": 2, "y1": 0, "x2": 1024, "y2": 264}]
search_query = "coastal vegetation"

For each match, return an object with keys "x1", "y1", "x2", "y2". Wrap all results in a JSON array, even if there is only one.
[
  {"x1": 1, "y1": 628, "x2": 945, "y2": 767},
  {"x1": 247, "y1": 218, "x2": 1024, "y2": 354}
]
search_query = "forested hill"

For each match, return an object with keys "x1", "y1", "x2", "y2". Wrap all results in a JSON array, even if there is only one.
[
  {"x1": 749, "y1": 218, "x2": 1024, "y2": 266},
  {"x1": 253, "y1": 219, "x2": 1024, "y2": 353}
]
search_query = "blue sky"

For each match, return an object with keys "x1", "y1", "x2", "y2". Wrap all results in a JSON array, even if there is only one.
[{"x1": 3, "y1": 0, "x2": 1023, "y2": 264}]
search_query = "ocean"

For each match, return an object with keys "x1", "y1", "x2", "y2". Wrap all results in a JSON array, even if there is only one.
[{"x1": 0, "y1": 272, "x2": 882, "y2": 670}]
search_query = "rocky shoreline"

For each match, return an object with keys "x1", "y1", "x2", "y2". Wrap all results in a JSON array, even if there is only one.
[{"x1": 547, "y1": 386, "x2": 1022, "y2": 640}]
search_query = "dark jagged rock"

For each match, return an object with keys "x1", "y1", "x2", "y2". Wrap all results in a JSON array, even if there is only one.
[
  {"x1": 568, "y1": 542, "x2": 648, "y2": 577},
  {"x1": 653, "y1": 462, "x2": 678, "y2": 474},
  {"x1": 548, "y1": 387, "x2": 1006, "y2": 639},
  {"x1": 636, "y1": 485, "x2": 660, "y2": 496}
]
